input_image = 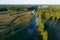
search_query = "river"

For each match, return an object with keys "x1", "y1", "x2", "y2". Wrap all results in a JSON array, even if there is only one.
[{"x1": 29, "y1": 10, "x2": 38, "y2": 40}]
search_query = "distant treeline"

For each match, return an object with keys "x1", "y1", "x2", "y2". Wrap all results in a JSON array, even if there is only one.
[{"x1": 0, "y1": 6, "x2": 38, "y2": 12}]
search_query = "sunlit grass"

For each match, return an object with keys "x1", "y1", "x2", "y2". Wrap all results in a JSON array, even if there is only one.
[
  {"x1": 13, "y1": 12, "x2": 33, "y2": 26},
  {"x1": 54, "y1": 12, "x2": 60, "y2": 19}
]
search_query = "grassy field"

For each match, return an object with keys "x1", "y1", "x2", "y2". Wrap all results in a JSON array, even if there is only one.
[{"x1": 0, "y1": 10, "x2": 33, "y2": 40}]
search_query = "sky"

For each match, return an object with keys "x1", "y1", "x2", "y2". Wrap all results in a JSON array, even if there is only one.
[{"x1": 0, "y1": 0, "x2": 60, "y2": 5}]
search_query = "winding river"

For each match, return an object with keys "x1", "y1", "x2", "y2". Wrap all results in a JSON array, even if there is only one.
[{"x1": 29, "y1": 10, "x2": 38, "y2": 40}]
